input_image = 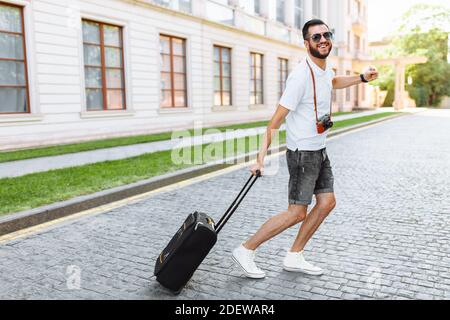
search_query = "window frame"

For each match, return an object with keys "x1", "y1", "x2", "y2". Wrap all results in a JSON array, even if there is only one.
[
  {"x1": 312, "y1": 0, "x2": 321, "y2": 18},
  {"x1": 354, "y1": 34, "x2": 360, "y2": 52},
  {"x1": 0, "y1": 1, "x2": 30, "y2": 114},
  {"x1": 254, "y1": 0, "x2": 261, "y2": 15},
  {"x1": 159, "y1": 34, "x2": 188, "y2": 108},
  {"x1": 276, "y1": 0, "x2": 286, "y2": 24},
  {"x1": 82, "y1": 19, "x2": 127, "y2": 111},
  {"x1": 250, "y1": 52, "x2": 264, "y2": 105},
  {"x1": 347, "y1": 31, "x2": 351, "y2": 53},
  {"x1": 294, "y1": 0, "x2": 304, "y2": 30},
  {"x1": 332, "y1": 68, "x2": 337, "y2": 102},
  {"x1": 213, "y1": 45, "x2": 232, "y2": 107},
  {"x1": 354, "y1": 71, "x2": 360, "y2": 105},
  {"x1": 345, "y1": 70, "x2": 351, "y2": 102},
  {"x1": 278, "y1": 57, "x2": 288, "y2": 99}
]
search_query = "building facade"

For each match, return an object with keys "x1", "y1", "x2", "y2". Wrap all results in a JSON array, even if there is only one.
[{"x1": 0, "y1": 0, "x2": 371, "y2": 150}]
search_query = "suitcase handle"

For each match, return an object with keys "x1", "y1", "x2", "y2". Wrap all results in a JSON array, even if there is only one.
[{"x1": 215, "y1": 170, "x2": 261, "y2": 234}]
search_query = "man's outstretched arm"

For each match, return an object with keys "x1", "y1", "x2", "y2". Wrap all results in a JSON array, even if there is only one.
[{"x1": 332, "y1": 66, "x2": 379, "y2": 89}]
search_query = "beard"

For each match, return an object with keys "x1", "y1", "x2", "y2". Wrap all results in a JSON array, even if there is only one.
[{"x1": 309, "y1": 42, "x2": 332, "y2": 59}]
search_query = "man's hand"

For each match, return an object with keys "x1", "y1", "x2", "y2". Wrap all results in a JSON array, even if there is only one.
[
  {"x1": 363, "y1": 65, "x2": 378, "y2": 82},
  {"x1": 250, "y1": 161, "x2": 264, "y2": 176}
]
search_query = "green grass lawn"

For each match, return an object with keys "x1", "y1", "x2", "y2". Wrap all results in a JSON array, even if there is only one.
[
  {"x1": 0, "y1": 111, "x2": 356, "y2": 164},
  {"x1": 0, "y1": 135, "x2": 267, "y2": 215},
  {"x1": 0, "y1": 111, "x2": 399, "y2": 216},
  {"x1": 331, "y1": 112, "x2": 401, "y2": 130}
]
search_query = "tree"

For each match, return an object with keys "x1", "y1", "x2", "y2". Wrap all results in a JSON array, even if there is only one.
[{"x1": 396, "y1": 4, "x2": 450, "y2": 106}]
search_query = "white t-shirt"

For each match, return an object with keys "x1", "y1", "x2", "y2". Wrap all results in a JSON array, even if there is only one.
[{"x1": 279, "y1": 55, "x2": 335, "y2": 151}]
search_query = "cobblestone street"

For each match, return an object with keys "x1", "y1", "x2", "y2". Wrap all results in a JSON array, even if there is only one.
[{"x1": 0, "y1": 109, "x2": 449, "y2": 300}]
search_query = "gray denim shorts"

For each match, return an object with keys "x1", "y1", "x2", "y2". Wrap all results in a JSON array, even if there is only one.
[{"x1": 286, "y1": 148, "x2": 334, "y2": 206}]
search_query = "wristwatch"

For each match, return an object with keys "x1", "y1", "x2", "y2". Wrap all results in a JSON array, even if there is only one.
[{"x1": 360, "y1": 74, "x2": 368, "y2": 83}]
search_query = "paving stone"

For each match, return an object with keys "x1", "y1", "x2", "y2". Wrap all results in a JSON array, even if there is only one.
[{"x1": 0, "y1": 110, "x2": 449, "y2": 300}]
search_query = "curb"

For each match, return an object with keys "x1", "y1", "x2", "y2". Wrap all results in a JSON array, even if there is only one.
[{"x1": 0, "y1": 112, "x2": 407, "y2": 236}]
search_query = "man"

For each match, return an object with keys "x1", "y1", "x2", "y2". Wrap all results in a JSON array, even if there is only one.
[{"x1": 232, "y1": 19, "x2": 378, "y2": 278}]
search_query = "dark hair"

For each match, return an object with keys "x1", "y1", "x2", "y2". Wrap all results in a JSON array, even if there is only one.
[{"x1": 302, "y1": 19, "x2": 329, "y2": 40}]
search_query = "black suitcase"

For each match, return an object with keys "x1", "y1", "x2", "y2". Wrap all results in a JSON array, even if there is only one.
[{"x1": 154, "y1": 171, "x2": 261, "y2": 294}]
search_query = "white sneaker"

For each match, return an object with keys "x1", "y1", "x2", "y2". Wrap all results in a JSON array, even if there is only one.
[
  {"x1": 232, "y1": 244, "x2": 266, "y2": 279},
  {"x1": 283, "y1": 250, "x2": 324, "y2": 275}
]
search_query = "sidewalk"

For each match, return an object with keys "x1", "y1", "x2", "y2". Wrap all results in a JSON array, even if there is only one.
[{"x1": 0, "y1": 107, "x2": 414, "y2": 179}]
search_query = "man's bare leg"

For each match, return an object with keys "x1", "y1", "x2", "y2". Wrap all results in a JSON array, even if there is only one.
[
  {"x1": 290, "y1": 192, "x2": 336, "y2": 252},
  {"x1": 243, "y1": 204, "x2": 308, "y2": 251}
]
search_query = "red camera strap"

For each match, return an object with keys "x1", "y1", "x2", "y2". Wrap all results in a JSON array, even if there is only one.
[{"x1": 305, "y1": 58, "x2": 333, "y2": 122}]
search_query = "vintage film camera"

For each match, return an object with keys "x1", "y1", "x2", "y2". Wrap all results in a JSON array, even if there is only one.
[{"x1": 316, "y1": 113, "x2": 333, "y2": 134}]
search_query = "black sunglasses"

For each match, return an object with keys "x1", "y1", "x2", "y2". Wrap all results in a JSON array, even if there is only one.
[{"x1": 307, "y1": 32, "x2": 334, "y2": 43}]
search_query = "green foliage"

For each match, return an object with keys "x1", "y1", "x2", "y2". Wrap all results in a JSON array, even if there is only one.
[
  {"x1": 371, "y1": 65, "x2": 394, "y2": 91},
  {"x1": 407, "y1": 85, "x2": 428, "y2": 107},
  {"x1": 397, "y1": 5, "x2": 450, "y2": 106},
  {"x1": 382, "y1": 85, "x2": 395, "y2": 107},
  {"x1": 398, "y1": 4, "x2": 450, "y2": 34},
  {"x1": 372, "y1": 4, "x2": 450, "y2": 107}
]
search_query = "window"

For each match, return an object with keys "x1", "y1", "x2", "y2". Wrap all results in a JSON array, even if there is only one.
[
  {"x1": 82, "y1": 20, "x2": 126, "y2": 111},
  {"x1": 205, "y1": 1, "x2": 234, "y2": 25},
  {"x1": 214, "y1": 46, "x2": 232, "y2": 106},
  {"x1": 155, "y1": 0, "x2": 192, "y2": 13},
  {"x1": 332, "y1": 68, "x2": 337, "y2": 102},
  {"x1": 354, "y1": 72, "x2": 359, "y2": 106},
  {"x1": 278, "y1": 58, "x2": 288, "y2": 99},
  {"x1": 354, "y1": 35, "x2": 360, "y2": 52},
  {"x1": 176, "y1": 0, "x2": 192, "y2": 13},
  {"x1": 160, "y1": 34, "x2": 187, "y2": 108},
  {"x1": 249, "y1": 52, "x2": 263, "y2": 105},
  {"x1": 154, "y1": 0, "x2": 170, "y2": 7},
  {"x1": 347, "y1": 31, "x2": 351, "y2": 52},
  {"x1": 346, "y1": 70, "x2": 351, "y2": 102},
  {"x1": 294, "y1": 0, "x2": 304, "y2": 29},
  {"x1": 242, "y1": 0, "x2": 260, "y2": 15},
  {"x1": 0, "y1": 2, "x2": 29, "y2": 113},
  {"x1": 254, "y1": 0, "x2": 261, "y2": 15},
  {"x1": 276, "y1": 0, "x2": 285, "y2": 24},
  {"x1": 312, "y1": 0, "x2": 321, "y2": 18}
]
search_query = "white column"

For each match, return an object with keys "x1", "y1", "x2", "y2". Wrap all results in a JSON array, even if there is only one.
[
  {"x1": 320, "y1": 0, "x2": 328, "y2": 21},
  {"x1": 304, "y1": 0, "x2": 313, "y2": 22},
  {"x1": 191, "y1": 0, "x2": 206, "y2": 17},
  {"x1": 233, "y1": 6, "x2": 246, "y2": 29},
  {"x1": 285, "y1": 0, "x2": 295, "y2": 27},
  {"x1": 393, "y1": 63, "x2": 406, "y2": 110},
  {"x1": 259, "y1": 0, "x2": 271, "y2": 19}
]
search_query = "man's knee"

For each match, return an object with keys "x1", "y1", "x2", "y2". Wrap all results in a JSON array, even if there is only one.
[
  {"x1": 316, "y1": 195, "x2": 336, "y2": 218},
  {"x1": 287, "y1": 205, "x2": 307, "y2": 224}
]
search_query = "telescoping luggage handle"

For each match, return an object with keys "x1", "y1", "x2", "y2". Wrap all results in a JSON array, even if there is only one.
[{"x1": 215, "y1": 170, "x2": 261, "y2": 234}]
